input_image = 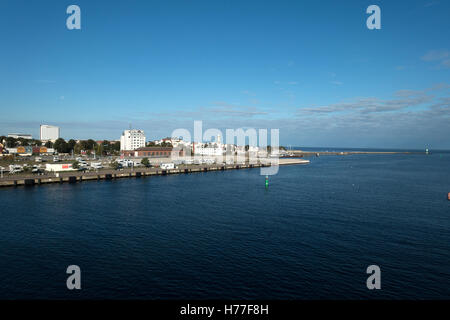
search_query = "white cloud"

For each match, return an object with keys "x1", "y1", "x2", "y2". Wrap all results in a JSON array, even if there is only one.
[
  {"x1": 421, "y1": 50, "x2": 450, "y2": 68},
  {"x1": 297, "y1": 84, "x2": 449, "y2": 116}
]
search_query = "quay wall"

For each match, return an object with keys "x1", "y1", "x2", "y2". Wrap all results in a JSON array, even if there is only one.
[{"x1": 0, "y1": 159, "x2": 309, "y2": 188}]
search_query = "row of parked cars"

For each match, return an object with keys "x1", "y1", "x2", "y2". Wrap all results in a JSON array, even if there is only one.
[
  {"x1": 75, "y1": 158, "x2": 104, "y2": 171},
  {"x1": 35, "y1": 156, "x2": 62, "y2": 163},
  {"x1": 173, "y1": 158, "x2": 216, "y2": 165},
  {"x1": 4, "y1": 164, "x2": 44, "y2": 174}
]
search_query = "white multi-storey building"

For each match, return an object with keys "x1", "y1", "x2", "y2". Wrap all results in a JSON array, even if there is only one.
[
  {"x1": 40, "y1": 125, "x2": 60, "y2": 141},
  {"x1": 120, "y1": 129, "x2": 146, "y2": 151}
]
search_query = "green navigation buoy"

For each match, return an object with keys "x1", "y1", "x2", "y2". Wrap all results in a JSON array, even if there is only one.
[{"x1": 265, "y1": 175, "x2": 269, "y2": 189}]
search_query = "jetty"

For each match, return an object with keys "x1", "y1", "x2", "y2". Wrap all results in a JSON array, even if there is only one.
[
  {"x1": 287, "y1": 150, "x2": 422, "y2": 157},
  {"x1": 0, "y1": 158, "x2": 309, "y2": 188}
]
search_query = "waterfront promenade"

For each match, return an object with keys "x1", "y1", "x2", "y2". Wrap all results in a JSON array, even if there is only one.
[{"x1": 0, "y1": 158, "x2": 309, "y2": 188}]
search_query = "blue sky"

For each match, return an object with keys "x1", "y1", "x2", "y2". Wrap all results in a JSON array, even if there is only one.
[{"x1": 0, "y1": 0, "x2": 449, "y2": 148}]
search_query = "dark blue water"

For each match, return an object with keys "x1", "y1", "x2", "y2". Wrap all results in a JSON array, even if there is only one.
[{"x1": 1, "y1": 153, "x2": 449, "y2": 299}]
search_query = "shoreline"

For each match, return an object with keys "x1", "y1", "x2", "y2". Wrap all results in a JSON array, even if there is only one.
[{"x1": 0, "y1": 158, "x2": 309, "y2": 188}]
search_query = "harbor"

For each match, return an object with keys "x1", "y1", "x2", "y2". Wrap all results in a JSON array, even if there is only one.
[{"x1": 0, "y1": 158, "x2": 309, "y2": 188}]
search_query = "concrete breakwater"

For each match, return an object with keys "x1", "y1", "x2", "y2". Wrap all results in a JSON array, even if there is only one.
[
  {"x1": 0, "y1": 158, "x2": 309, "y2": 188},
  {"x1": 289, "y1": 150, "x2": 422, "y2": 156}
]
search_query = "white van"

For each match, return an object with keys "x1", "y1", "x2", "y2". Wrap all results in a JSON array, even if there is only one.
[
  {"x1": 9, "y1": 165, "x2": 23, "y2": 173},
  {"x1": 119, "y1": 159, "x2": 134, "y2": 167},
  {"x1": 91, "y1": 162, "x2": 103, "y2": 169}
]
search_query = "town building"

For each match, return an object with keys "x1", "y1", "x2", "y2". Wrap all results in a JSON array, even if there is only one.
[
  {"x1": 120, "y1": 129, "x2": 146, "y2": 151},
  {"x1": 7, "y1": 133, "x2": 32, "y2": 140},
  {"x1": 153, "y1": 137, "x2": 191, "y2": 148},
  {"x1": 121, "y1": 147, "x2": 183, "y2": 158},
  {"x1": 193, "y1": 142, "x2": 224, "y2": 156},
  {"x1": 40, "y1": 125, "x2": 60, "y2": 142}
]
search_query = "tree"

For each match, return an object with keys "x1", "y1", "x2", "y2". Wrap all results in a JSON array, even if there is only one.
[
  {"x1": 68, "y1": 139, "x2": 77, "y2": 152},
  {"x1": 54, "y1": 138, "x2": 69, "y2": 153},
  {"x1": 72, "y1": 160, "x2": 79, "y2": 169},
  {"x1": 112, "y1": 141, "x2": 120, "y2": 153},
  {"x1": 95, "y1": 143, "x2": 103, "y2": 156},
  {"x1": 160, "y1": 141, "x2": 173, "y2": 148},
  {"x1": 141, "y1": 157, "x2": 150, "y2": 167},
  {"x1": 18, "y1": 138, "x2": 30, "y2": 146},
  {"x1": 86, "y1": 139, "x2": 96, "y2": 150},
  {"x1": 74, "y1": 142, "x2": 83, "y2": 154},
  {"x1": 6, "y1": 137, "x2": 17, "y2": 148},
  {"x1": 45, "y1": 141, "x2": 53, "y2": 148},
  {"x1": 110, "y1": 160, "x2": 120, "y2": 170},
  {"x1": 102, "y1": 140, "x2": 111, "y2": 155}
]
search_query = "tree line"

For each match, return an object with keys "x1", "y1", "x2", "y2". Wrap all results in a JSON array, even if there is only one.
[{"x1": 0, "y1": 136, "x2": 120, "y2": 155}]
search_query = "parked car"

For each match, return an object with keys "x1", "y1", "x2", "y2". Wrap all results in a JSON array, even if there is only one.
[
  {"x1": 118, "y1": 159, "x2": 134, "y2": 168},
  {"x1": 90, "y1": 162, "x2": 103, "y2": 169},
  {"x1": 9, "y1": 165, "x2": 23, "y2": 174},
  {"x1": 193, "y1": 158, "x2": 204, "y2": 165},
  {"x1": 32, "y1": 166, "x2": 43, "y2": 174}
]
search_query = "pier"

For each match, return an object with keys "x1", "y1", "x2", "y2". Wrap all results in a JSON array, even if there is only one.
[
  {"x1": 288, "y1": 150, "x2": 422, "y2": 157},
  {"x1": 0, "y1": 158, "x2": 309, "y2": 188}
]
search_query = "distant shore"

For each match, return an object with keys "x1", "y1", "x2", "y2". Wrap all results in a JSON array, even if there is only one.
[{"x1": 288, "y1": 150, "x2": 426, "y2": 156}]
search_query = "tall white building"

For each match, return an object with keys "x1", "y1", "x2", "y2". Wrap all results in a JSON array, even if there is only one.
[
  {"x1": 120, "y1": 129, "x2": 146, "y2": 151},
  {"x1": 40, "y1": 125, "x2": 60, "y2": 141}
]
